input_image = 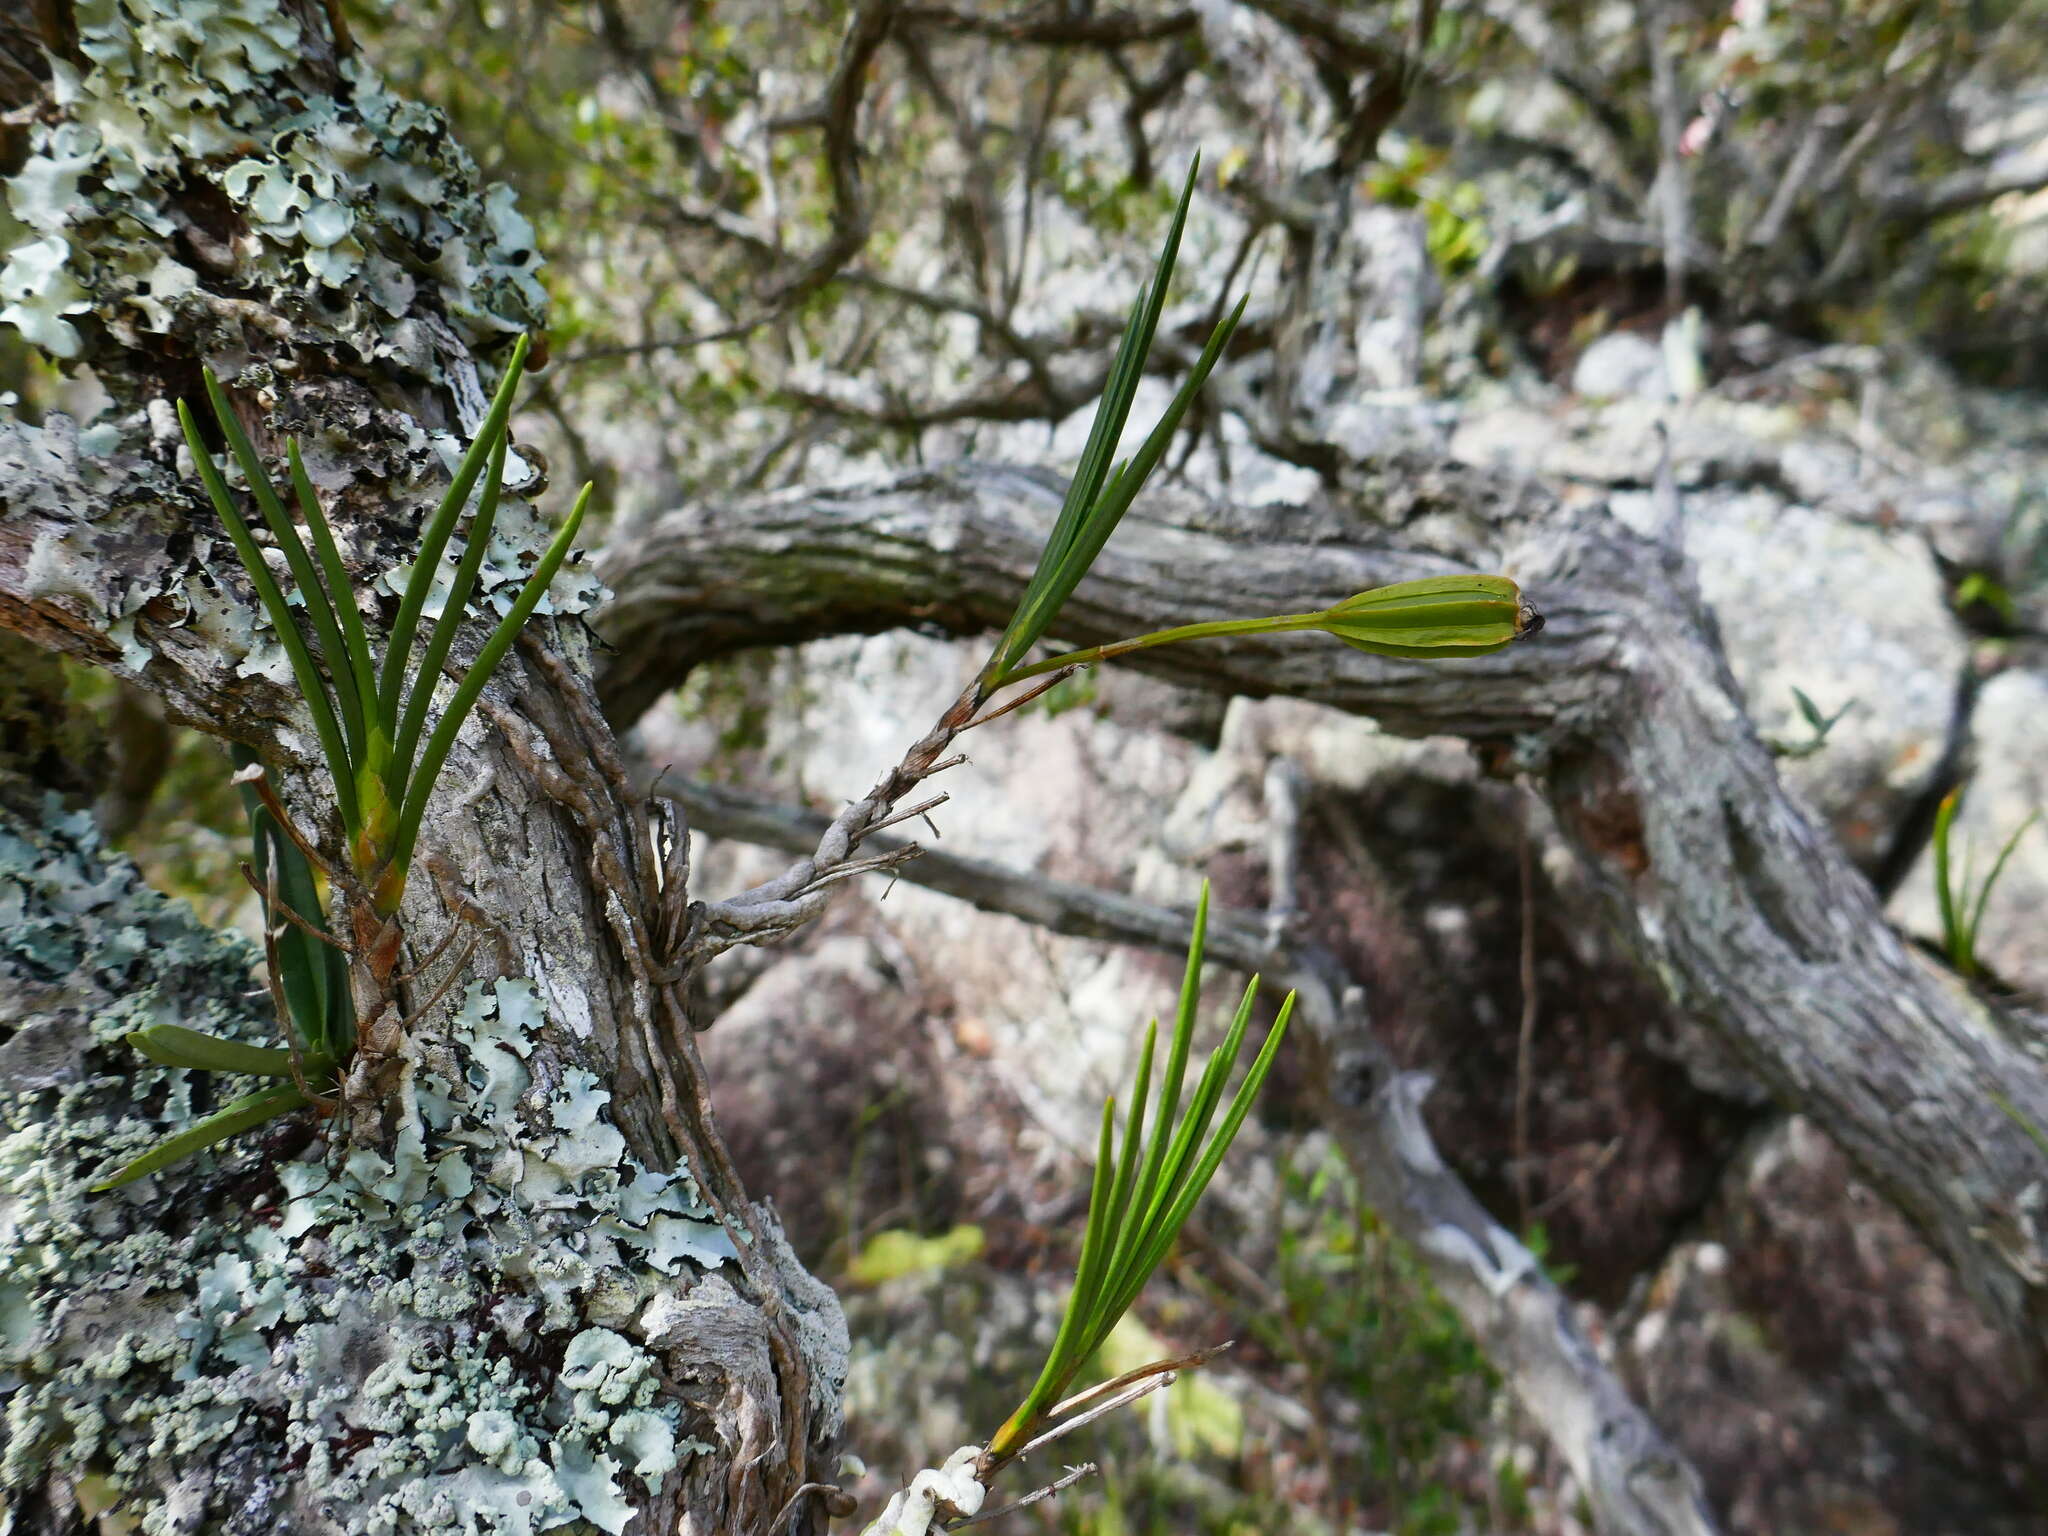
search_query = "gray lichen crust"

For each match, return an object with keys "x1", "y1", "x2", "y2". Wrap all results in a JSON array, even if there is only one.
[
  {"x1": 0, "y1": 803, "x2": 843, "y2": 1534},
  {"x1": 3, "y1": 0, "x2": 543, "y2": 366},
  {"x1": 2, "y1": 0, "x2": 602, "y2": 699}
]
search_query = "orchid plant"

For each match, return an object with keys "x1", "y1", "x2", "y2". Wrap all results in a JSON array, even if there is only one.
[{"x1": 93, "y1": 339, "x2": 588, "y2": 1189}]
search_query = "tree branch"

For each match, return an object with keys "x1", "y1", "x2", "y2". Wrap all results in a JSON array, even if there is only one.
[
  {"x1": 1880, "y1": 160, "x2": 2048, "y2": 226},
  {"x1": 761, "y1": 0, "x2": 896, "y2": 308},
  {"x1": 897, "y1": 5, "x2": 1197, "y2": 46}
]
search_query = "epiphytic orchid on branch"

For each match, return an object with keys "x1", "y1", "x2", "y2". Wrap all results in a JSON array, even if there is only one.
[
  {"x1": 856, "y1": 888, "x2": 1292, "y2": 1535},
  {"x1": 982, "y1": 883, "x2": 1293, "y2": 1467},
  {"x1": 92, "y1": 339, "x2": 590, "y2": 1190}
]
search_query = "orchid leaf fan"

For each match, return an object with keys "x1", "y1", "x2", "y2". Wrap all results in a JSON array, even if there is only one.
[
  {"x1": 95, "y1": 340, "x2": 590, "y2": 1192},
  {"x1": 985, "y1": 883, "x2": 1293, "y2": 1464},
  {"x1": 981, "y1": 157, "x2": 1247, "y2": 691}
]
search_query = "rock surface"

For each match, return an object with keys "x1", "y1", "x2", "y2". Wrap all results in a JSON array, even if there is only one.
[
  {"x1": 1573, "y1": 331, "x2": 1669, "y2": 401},
  {"x1": 1623, "y1": 1116, "x2": 2048, "y2": 1536}
]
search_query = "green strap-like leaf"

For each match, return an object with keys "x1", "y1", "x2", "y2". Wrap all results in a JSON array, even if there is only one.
[
  {"x1": 1107, "y1": 990, "x2": 1294, "y2": 1325},
  {"x1": 1021, "y1": 273, "x2": 1163, "y2": 627},
  {"x1": 997, "y1": 1094, "x2": 1121, "y2": 1449},
  {"x1": 287, "y1": 440, "x2": 382, "y2": 744},
  {"x1": 89, "y1": 1085, "x2": 309, "y2": 1192},
  {"x1": 392, "y1": 481, "x2": 591, "y2": 874},
  {"x1": 1057, "y1": 160, "x2": 1197, "y2": 551},
  {"x1": 986, "y1": 159, "x2": 1209, "y2": 683},
  {"x1": 1933, "y1": 789, "x2": 1962, "y2": 965},
  {"x1": 1099, "y1": 884, "x2": 1209, "y2": 1291},
  {"x1": 1150, "y1": 975, "x2": 1260, "y2": 1216},
  {"x1": 1118, "y1": 970, "x2": 1257, "y2": 1276},
  {"x1": 987, "y1": 883, "x2": 1291, "y2": 1461},
  {"x1": 232, "y1": 745, "x2": 353, "y2": 1065},
  {"x1": 390, "y1": 428, "x2": 511, "y2": 805},
  {"x1": 123, "y1": 1024, "x2": 299, "y2": 1078},
  {"x1": 1966, "y1": 810, "x2": 2038, "y2": 954},
  {"x1": 1022, "y1": 295, "x2": 1246, "y2": 660},
  {"x1": 1100, "y1": 1020, "x2": 1157, "y2": 1264},
  {"x1": 202, "y1": 370, "x2": 368, "y2": 768},
  {"x1": 378, "y1": 335, "x2": 531, "y2": 727},
  {"x1": 178, "y1": 401, "x2": 360, "y2": 837}
]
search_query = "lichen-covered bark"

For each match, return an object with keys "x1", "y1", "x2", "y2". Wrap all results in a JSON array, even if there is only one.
[
  {"x1": 0, "y1": 5, "x2": 843, "y2": 1531},
  {"x1": 596, "y1": 459, "x2": 2048, "y2": 1359}
]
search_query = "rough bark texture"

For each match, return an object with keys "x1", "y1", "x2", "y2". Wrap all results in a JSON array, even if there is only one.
[
  {"x1": 0, "y1": 6, "x2": 842, "y2": 1532},
  {"x1": 597, "y1": 458, "x2": 2048, "y2": 1358}
]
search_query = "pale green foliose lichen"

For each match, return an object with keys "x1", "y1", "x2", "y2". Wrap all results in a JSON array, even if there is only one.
[
  {"x1": 1, "y1": 0, "x2": 602, "y2": 696},
  {"x1": 0, "y1": 803, "x2": 728, "y2": 1534},
  {"x1": 0, "y1": 8, "x2": 745, "y2": 1525},
  {"x1": 2, "y1": 0, "x2": 545, "y2": 363}
]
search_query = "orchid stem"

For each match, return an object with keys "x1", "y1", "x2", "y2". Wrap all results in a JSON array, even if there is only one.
[{"x1": 1000, "y1": 611, "x2": 1328, "y2": 685}]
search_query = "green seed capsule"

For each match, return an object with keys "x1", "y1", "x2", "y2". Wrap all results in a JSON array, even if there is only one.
[
  {"x1": 992, "y1": 572, "x2": 1544, "y2": 684},
  {"x1": 1313, "y1": 575, "x2": 1539, "y2": 659}
]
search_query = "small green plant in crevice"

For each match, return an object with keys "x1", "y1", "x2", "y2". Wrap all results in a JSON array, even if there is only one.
[
  {"x1": 1953, "y1": 570, "x2": 2019, "y2": 633},
  {"x1": 91, "y1": 337, "x2": 591, "y2": 1190},
  {"x1": 1363, "y1": 143, "x2": 1488, "y2": 279},
  {"x1": 979, "y1": 884, "x2": 1294, "y2": 1470},
  {"x1": 1932, "y1": 784, "x2": 2037, "y2": 983},
  {"x1": 1515, "y1": 1218, "x2": 1579, "y2": 1291},
  {"x1": 1769, "y1": 686, "x2": 1853, "y2": 759}
]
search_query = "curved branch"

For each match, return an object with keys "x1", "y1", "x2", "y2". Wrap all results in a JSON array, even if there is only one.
[
  {"x1": 761, "y1": 0, "x2": 896, "y2": 308},
  {"x1": 1879, "y1": 160, "x2": 2048, "y2": 226},
  {"x1": 596, "y1": 458, "x2": 2048, "y2": 1355}
]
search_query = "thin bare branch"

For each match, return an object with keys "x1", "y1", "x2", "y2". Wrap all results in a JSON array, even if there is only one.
[
  {"x1": 900, "y1": 6, "x2": 1196, "y2": 46},
  {"x1": 1881, "y1": 160, "x2": 2048, "y2": 225},
  {"x1": 942, "y1": 1463, "x2": 1097, "y2": 1529},
  {"x1": 761, "y1": 0, "x2": 896, "y2": 307}
]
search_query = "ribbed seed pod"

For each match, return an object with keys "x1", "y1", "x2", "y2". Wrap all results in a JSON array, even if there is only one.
[{"x1": 1313, "y1": 575, "x2": 1539, "y2": 659}]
